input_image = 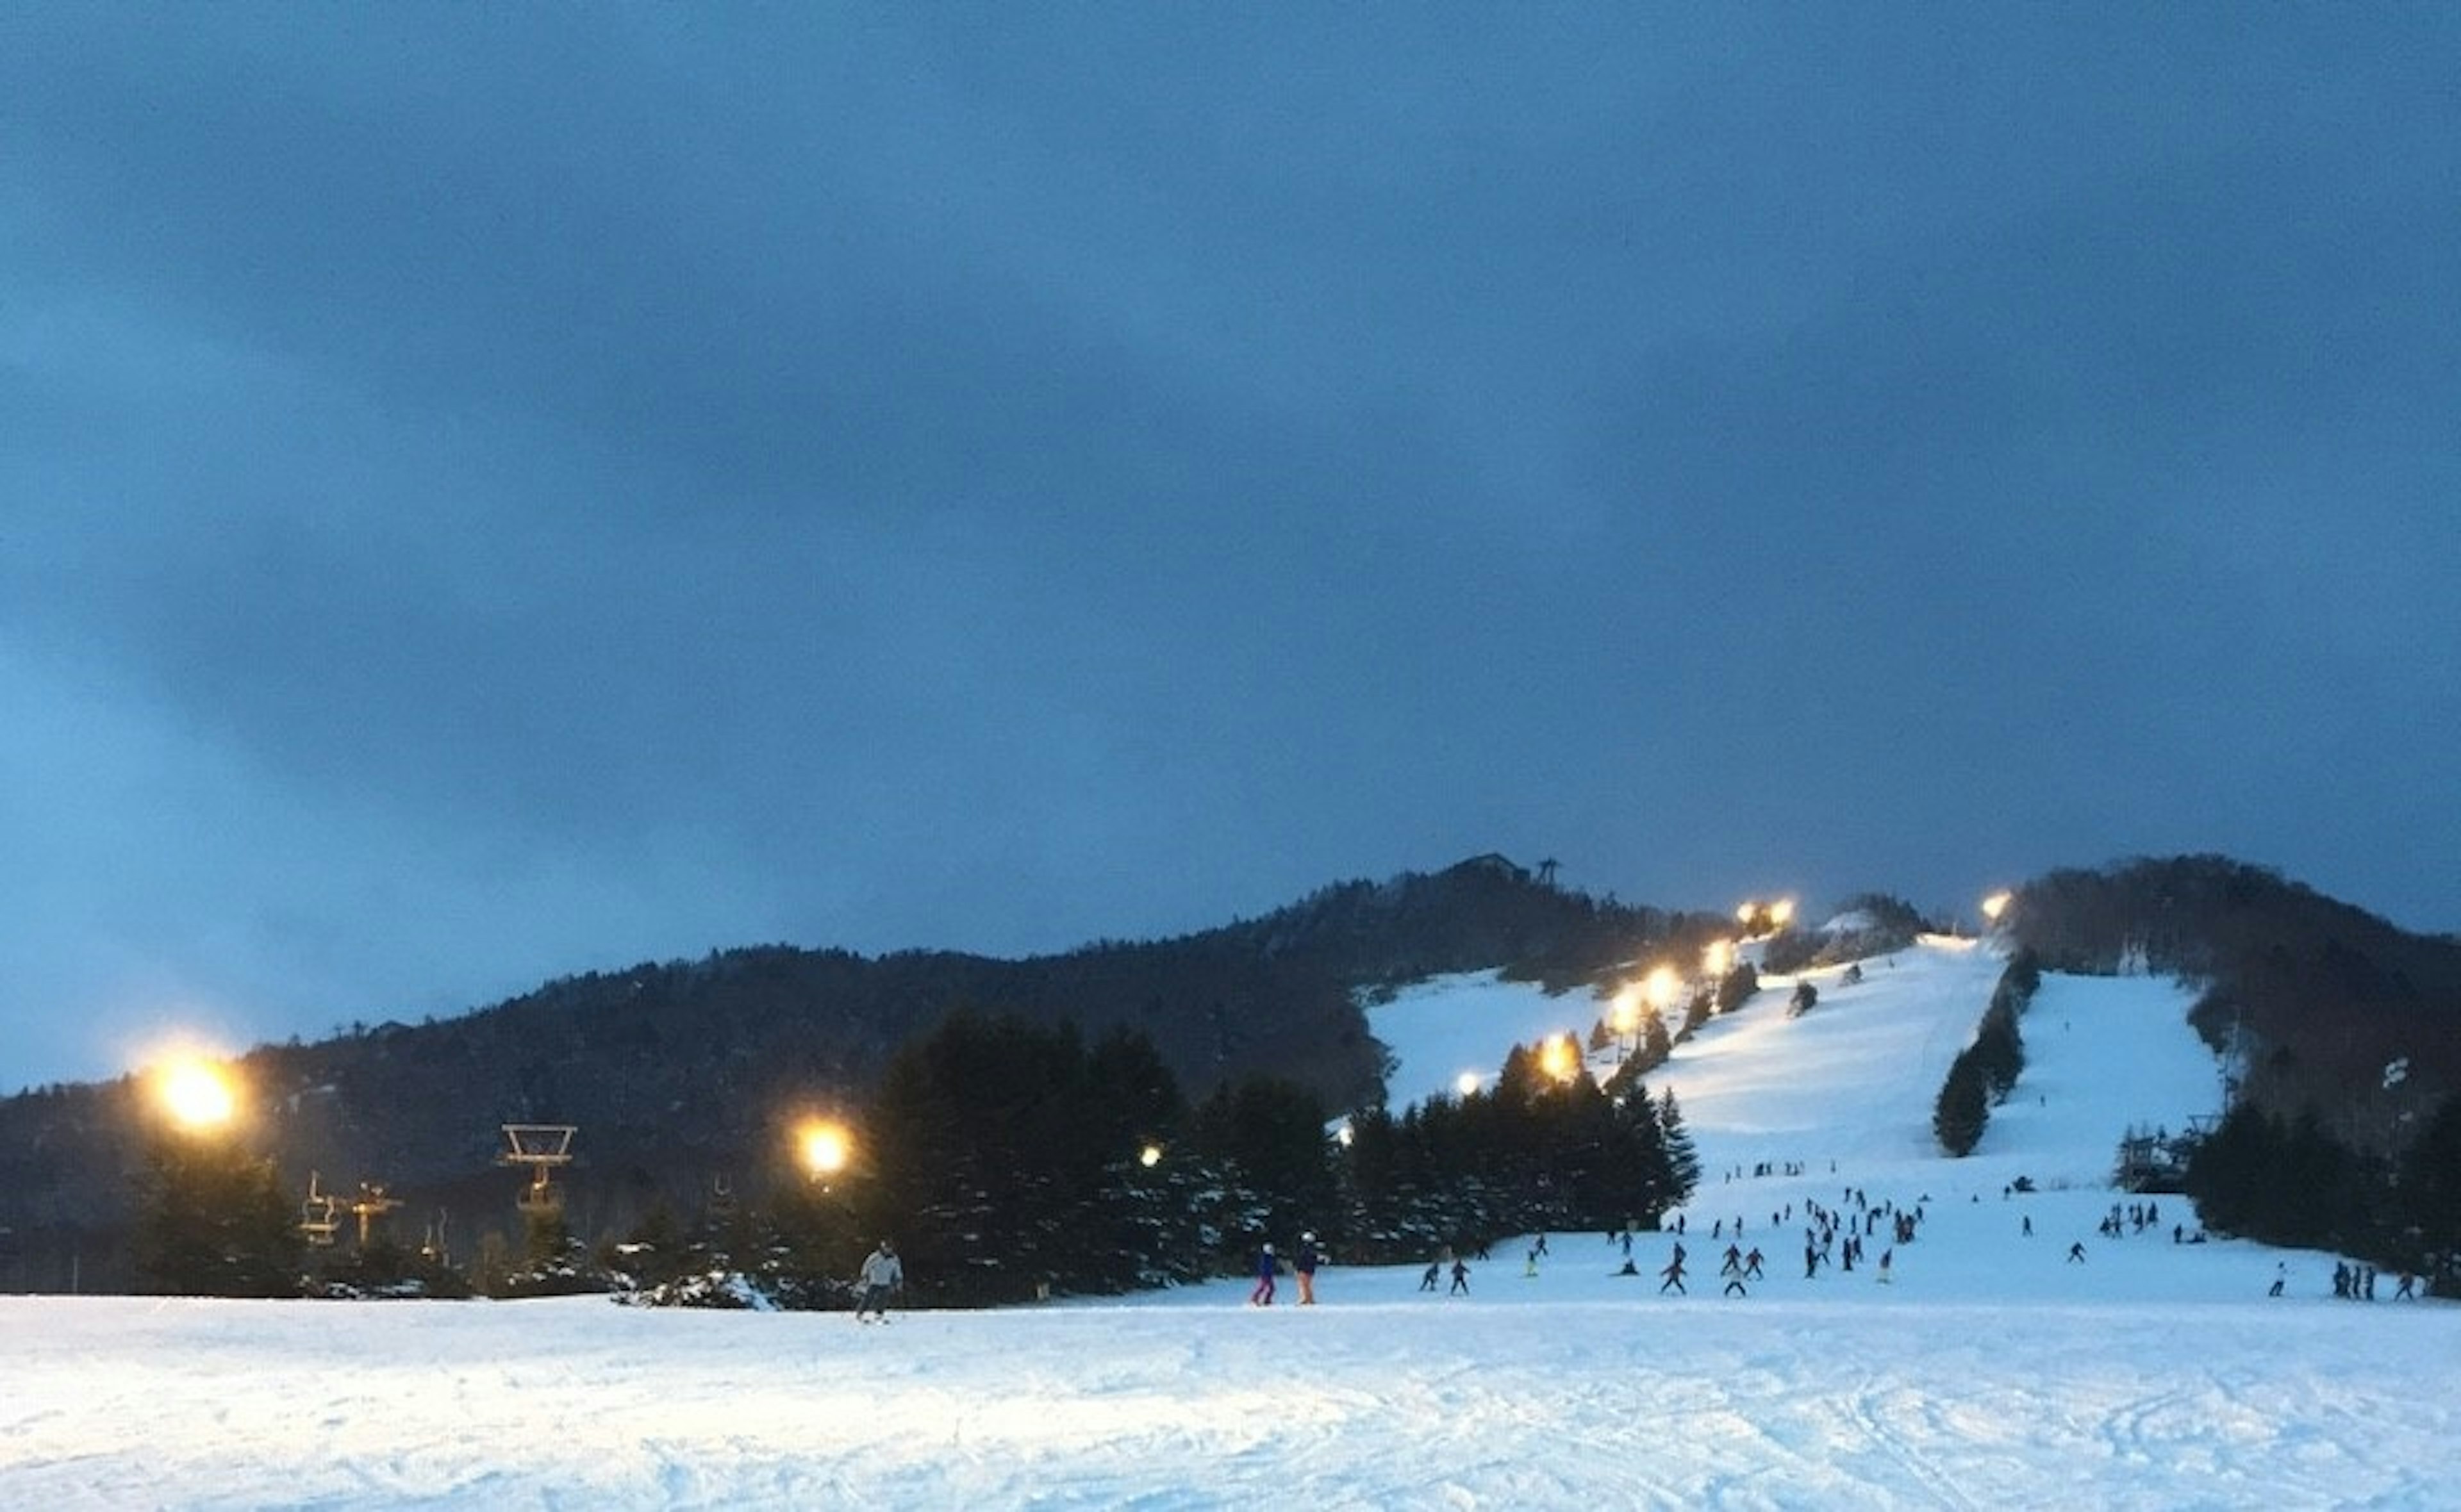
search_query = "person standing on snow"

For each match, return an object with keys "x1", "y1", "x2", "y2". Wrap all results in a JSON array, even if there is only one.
[
  {"x1": 1294, "y1": 1232, "x2": 1323, "y2": 1305},
  {"x1": 854, "y1": 1240, "x2": 904, "y2": 1322},
  {"x1": 1250, "y1": 1242, "x2": 1280, "y2": 1306}
]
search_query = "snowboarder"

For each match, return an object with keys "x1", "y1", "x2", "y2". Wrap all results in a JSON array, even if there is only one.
[
  {"x1": 1250, "y1": 1244, "x2": 1279, "y2": 1306},
  {"x1": 1294, "y1": 1232, "x2": 1323, "y2": 1304},
  {"x1": 854, "y1": 1240, "x2": 904, "y2": 1322},
  {"x1": 2267, "y1": 1263, "x2": 2285, "y2": 1298}
]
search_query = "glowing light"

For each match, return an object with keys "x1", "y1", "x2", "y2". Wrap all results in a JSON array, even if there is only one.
[
  {"x1": 1982, "y1": 891, "x2": 2012, "y2": 924},
  {"x1": 799, "y1": 1120, "x2": 851, "y2": 1177},
  {"x1": 1644, "y1": 965, "x2": 1680, "y2": 1012},
  {"x1": 1455, "y1": 1071, "x2": 1482, "y2": 1097},
  {"x1": 1769, "y1": 898, "x2": 1796, "y2": 928},
  {"x1": 1539, "y1": 1034, "x2": 1579, "y2": 1083},
  {"x1": 157, "y1": 1059, "x2": 236, "y2": 1131},
  {"x1": 1610, "y1": 985, "x2": 1641, "y2": 1035},
  {"x1": 1702, "y1": 939, "x2": 1734, "y2": 976},
  {"x1": 1139, "y1": 1142, "x2": 1164, "y2": 1168},
  {"x1": 1736, "y1": 901, "x2": 1759, "y2": 924}
]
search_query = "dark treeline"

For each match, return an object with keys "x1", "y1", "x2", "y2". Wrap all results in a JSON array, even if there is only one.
[
  {"x1": 1933, "y1": 951, "x2": 2041, "y2": 1156},
  {"x1": 1, "y1": 854, "x2": 1697, "y2": 1294},
  {"x1": 2182, "y1": 1092, "x2": 2461, "y2": 1293},
  {"x1": 126, "y1": 1010, "x2": 1705, "y2": 1308}
]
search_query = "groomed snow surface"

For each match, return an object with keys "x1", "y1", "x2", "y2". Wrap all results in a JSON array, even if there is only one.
[{"x1": 5, "y1": 941, "x2": 2454, "y2": 1509}]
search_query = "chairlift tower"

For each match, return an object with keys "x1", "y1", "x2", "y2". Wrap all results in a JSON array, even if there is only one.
[
  {"x1": 300, "y1": 1171, "x2": 344, "y2": 1247},
  {"x1": 500, "y1": 1123, "x2": 578, "y2": 1215},
  {"x1": 349, "y1": 1181, "x2": 402, "y2": 1248}
]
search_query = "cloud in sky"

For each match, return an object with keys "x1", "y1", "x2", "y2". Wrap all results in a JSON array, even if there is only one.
[{"x1": 3, "y1": 7, "x2": 2456, "y2": 1087}]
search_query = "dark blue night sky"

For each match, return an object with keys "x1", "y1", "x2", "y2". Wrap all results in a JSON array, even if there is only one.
[{"x1": 3, "y1": 6, "x2": 2455, "y2": 1086}]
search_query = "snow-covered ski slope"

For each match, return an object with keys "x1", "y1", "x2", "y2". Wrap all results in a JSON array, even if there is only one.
[
  {"x1": 3, "y1": 940, "x2": 2453, "y2": 1509},
  {"x1": 1381, "y1": 934, "x2": 2224, "y2": 1185}
]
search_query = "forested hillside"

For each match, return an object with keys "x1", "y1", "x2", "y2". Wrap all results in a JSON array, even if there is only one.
[{"x1": 0, "y1": 855, "x2": 1684, "y2": 1292}]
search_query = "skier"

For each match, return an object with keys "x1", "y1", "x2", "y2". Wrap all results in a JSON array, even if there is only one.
[
  {"x1": 854, "y1": 1239, "x2": 904, "y2": 1323},
  {"x1": 1294, "y1": 1232, "x2": 1323, "y2": 1305},
  {"x1": 1250, "y1": 1243, "x2": 1279, "y2": 1306},
  {"x1": 1659, "y1": 1250, "x2": 1687, "y2": 1295},
  {"x1": 2267, "y1": 1263, "x2": 2286, "y2": 1298},
  {"x1": 1420, "y1": 1259, "x2": 1442, "y2": 1293},
  {"x1": 1876, "y1": 1247, "x2": 1893, "y2": 1285},
  {"x1": 2066, "y1": 1241, "x2": 2087, "y2": 1264},
  {"x1": 1449, "y1": 1256, "x2": 1471, "y2": 1295},
  {"x1": 1744, "y1": 1247, "x2": 1764, "y2": 1279}
]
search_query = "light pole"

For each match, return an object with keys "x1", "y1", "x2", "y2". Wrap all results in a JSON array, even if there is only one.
[
  {"x1": 156, "y1": 1058, "x2": 238, "y2": 1136},
  {"x1": 800, "y1": 1119, "x2": 852, "y2": 1185},
  {"x1": 1981, "y1": 891, "x2": 2012, "y2": 933},
  {"x1": 138, "y1": 1051, "x2": 298, "y2": 1296}
]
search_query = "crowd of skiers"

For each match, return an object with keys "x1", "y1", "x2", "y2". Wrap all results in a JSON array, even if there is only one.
[{"x1": 1230, "y1": 1169, "x2": 2432, "y2": 1310}]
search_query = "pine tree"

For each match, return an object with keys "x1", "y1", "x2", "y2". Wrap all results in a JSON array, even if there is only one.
[
  {"x1": 133, "y1": 1135, "x2": 302, "y2": 1298},
  {"x1": 2398, "y1": 1094, "x2": 2461, "y2": 1293},
  {"x1": 1934, "y1": 1055, "x2": 1989, "y2": 1156},
  {"x1": 1658, "y1": 1089, "x2": 1702, "y2": 1201}
]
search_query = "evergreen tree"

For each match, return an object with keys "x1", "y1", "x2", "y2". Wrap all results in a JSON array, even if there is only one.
[
  {"x1": 2398, "y1": 1094, "x2": 2461, "y2": 1293},
  {"x1": 1189, "y1": 1074, "x2": 1338, "y2": 1251},
  {"x1": 1933, "y1": 1054, "x2": 1989, "y2": 1156},
  {"x1": 1657, "y1": 1089, "x2": 1702, "y2": 1199},
  {"x1": 1715, "y1": 963, "x2": 1761, "y2": 1015},
  {"x1": 133, "y1": 1135, "x2": 302, "y2": 1298},
  {"x1": 1641, "y1": 1010, "x2": 1673, "y2": 1069}
]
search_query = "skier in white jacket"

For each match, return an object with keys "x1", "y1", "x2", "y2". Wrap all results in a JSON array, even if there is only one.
[{"x1": 855, "y1": 1240, "x2": 904, "y2": 1322}]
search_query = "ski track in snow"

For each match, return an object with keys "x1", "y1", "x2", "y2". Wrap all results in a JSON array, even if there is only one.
[{"x1": 3, "y1": 941, "x2": 2453, "y2": 1508}]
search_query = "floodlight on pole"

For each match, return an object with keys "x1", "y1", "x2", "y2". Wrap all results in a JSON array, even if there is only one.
[
  {"x1": 799, "y1": 1120, "x2": 851, "y2": 1180},
  {"x1": 156, "y1": 1058, "x2": 237, "y2": 1134},
  {"x1": 1982, "y1": 891, "x2": 2012, "y2": 926},
  {"x1": 1645, "y1": 965, "x2": 1680, "y2": 1012}
]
